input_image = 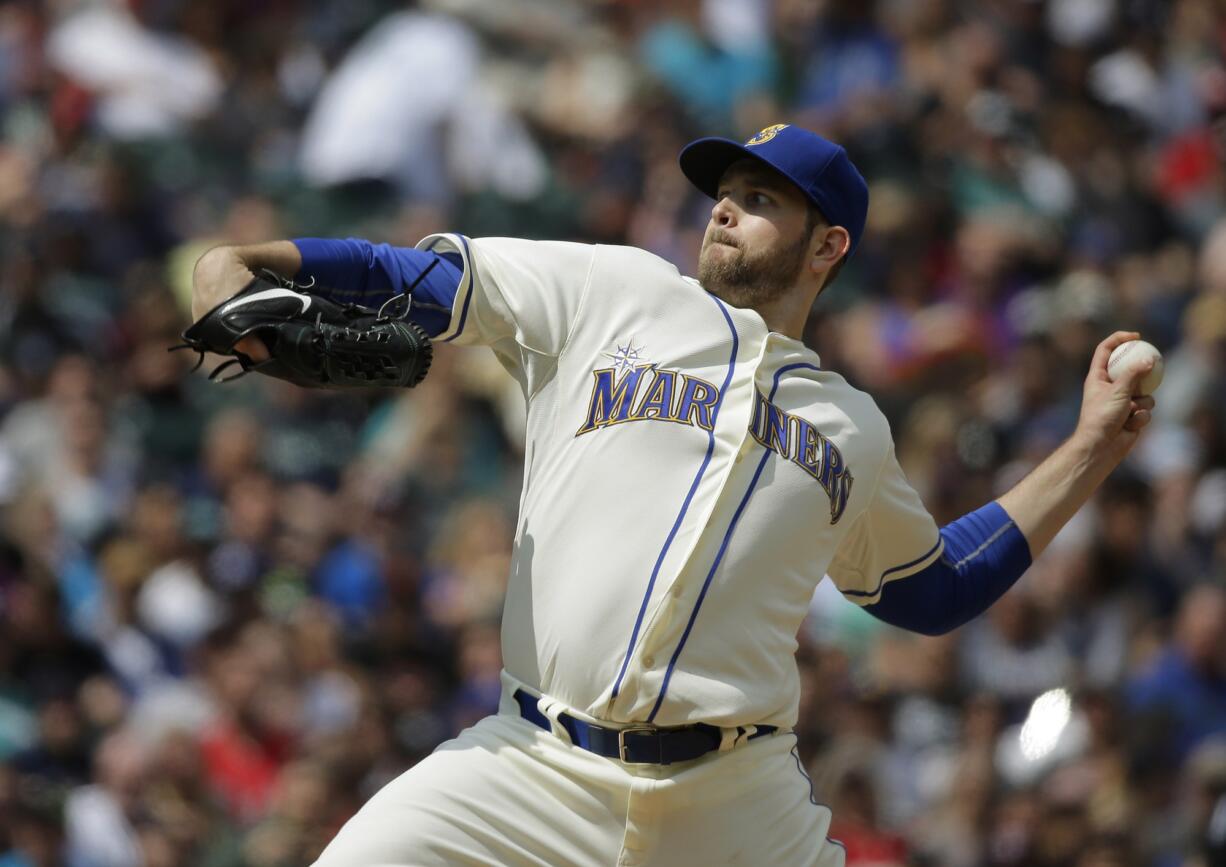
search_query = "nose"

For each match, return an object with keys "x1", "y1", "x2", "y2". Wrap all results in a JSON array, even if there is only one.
[{"x1": 711, "y1": 196, "x2": 736, "y2": 227}]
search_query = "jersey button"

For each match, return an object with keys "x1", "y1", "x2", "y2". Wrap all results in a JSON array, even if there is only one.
[{"x1": 642, "y1": 655, "x2": 655, "y2": 668}]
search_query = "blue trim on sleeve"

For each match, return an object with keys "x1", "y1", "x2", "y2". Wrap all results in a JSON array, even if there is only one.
[
  {"x1": 436, "y1": 235, "x2": 475, "y2": 343},
  {"x1": 839, "y1": 538, "x2": 944, "y2": 598},
  {"x1": 646, "y1": 362, "x2": 820, "y2": 723},
  {"x1": 864, "y1": 501, "x2": 1032, "y2": 635},
  {"x1": 292, "y1": 237, "x2": 462, "y2": 337},
  {"x1": 608, "y1": 295, "x2": 740, "y2": 704}
]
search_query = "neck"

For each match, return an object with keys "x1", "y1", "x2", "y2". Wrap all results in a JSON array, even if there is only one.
[{"x1": 751, "y1": 286, "x2": 813, "y2": 339}]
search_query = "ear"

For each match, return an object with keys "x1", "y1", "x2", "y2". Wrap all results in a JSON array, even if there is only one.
[{"x1": 808, "y1": 226, "x2": 851, "y2": 275}]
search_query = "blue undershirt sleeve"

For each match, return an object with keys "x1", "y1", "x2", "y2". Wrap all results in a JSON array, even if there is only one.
[
  {"x1": 863, "y1": 501, "x2": 1032, "y2": 636},
  {"x1": 291, "y1": 237, "x2": 464, "y2": 337}
]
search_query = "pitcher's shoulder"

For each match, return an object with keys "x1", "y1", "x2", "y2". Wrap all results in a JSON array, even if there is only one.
[
  {"x1": 590, "y1": 244, "x2": 695, "y2": 281},
  {"x1": 813, "y1": 369, "x2": 893, "y2": 443}
]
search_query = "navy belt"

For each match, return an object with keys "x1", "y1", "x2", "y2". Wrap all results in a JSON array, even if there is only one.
[{"x1": 513, "y1": 689, "x2": 776, "y2": 765}]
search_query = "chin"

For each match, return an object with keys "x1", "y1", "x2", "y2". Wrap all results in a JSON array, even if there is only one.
[{"x1": 699, "y1": 244, "x2": 735, "y2": 271}]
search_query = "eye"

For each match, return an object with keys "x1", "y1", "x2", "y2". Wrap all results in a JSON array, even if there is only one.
[{"x1": 748, "y1": 191, "x2": 772, "y2": 205}]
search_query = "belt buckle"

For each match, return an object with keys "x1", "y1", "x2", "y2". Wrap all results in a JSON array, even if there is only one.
[{"x1": 617, "y1": 724, "x2": 660, "y2": 764}]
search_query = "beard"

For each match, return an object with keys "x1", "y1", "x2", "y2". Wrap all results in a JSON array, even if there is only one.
[{"x1": 697, "y1": 228, "x2": 811, "y2": 308}]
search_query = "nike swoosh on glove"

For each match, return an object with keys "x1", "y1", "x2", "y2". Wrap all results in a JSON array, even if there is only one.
[{"x1": 170, "y1": 270, "x2": 433, "y2": 389}]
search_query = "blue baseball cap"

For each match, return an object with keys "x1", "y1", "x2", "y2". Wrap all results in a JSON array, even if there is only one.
[{"x1": 679, "y1": 124, "x2": 869, "y2": 257}]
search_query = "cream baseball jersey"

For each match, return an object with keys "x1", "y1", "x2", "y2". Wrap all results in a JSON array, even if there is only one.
[{"x1": 417, "y1": 232, "x2": 943, "y2": 729}]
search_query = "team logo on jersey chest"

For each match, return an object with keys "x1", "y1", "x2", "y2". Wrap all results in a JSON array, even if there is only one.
[{"x1": 576, "y1": 342, "x2": 721, "y2": 436}]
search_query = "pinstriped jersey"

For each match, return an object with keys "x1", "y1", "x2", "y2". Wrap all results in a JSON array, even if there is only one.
[{"x1": 417, "y1": 233, "x2": 942, "y2": 728}]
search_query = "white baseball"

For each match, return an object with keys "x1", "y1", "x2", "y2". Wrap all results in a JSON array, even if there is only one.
[{"x1": 1107, "y1": 339, "x2": 1164, "y2": 394}]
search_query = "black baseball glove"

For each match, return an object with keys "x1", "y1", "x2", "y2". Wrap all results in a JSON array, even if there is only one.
[{"x1": 170, "y1": 270, "x2": 433, "y2": 388}]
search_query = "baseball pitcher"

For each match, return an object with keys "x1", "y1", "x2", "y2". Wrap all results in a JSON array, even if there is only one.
[{"x1": 185, "y1": 124, "x2": 1157, "y2": 866}]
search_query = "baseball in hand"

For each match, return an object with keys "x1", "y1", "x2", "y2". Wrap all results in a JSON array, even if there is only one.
[{"x1": 1107, "y1": 339, "x2": 1164, "y2": 395}]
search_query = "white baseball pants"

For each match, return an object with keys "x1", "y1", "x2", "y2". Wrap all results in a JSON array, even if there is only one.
[{"x1": 312, "y1": 685, "x2": 845, "y2": 867}]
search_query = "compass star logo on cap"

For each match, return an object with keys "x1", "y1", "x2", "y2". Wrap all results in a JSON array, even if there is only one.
[{"x1": 746, "y1": 124, "x2": 789, "y2": 146}]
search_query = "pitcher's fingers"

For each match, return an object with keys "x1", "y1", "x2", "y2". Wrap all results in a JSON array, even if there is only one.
[
  {"x1": 1123, "y1": 409, "x2": 1152, "y2": 432},
  {"x1": 1114, "y1": 354, "x2": 1156, "y2": 398},
  {"x1": 1089, "y1": 331, "x2": 1141, "y2": 380}
]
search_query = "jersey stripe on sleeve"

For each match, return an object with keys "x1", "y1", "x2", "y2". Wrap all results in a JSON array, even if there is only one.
[{"x1": 420, "y1": 234, "x2": 476, "y2": 342}]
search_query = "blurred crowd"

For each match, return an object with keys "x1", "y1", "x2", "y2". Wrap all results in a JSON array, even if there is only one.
[{"x1": 1, "y1": 0, "x2": 1225, "y2": 865}]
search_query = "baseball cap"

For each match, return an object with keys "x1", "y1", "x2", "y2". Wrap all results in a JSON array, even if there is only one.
[{"x1": 679, "y1": 124, "x2": 869, "y2": 257}]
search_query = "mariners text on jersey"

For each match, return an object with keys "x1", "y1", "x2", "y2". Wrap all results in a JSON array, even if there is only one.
[
  {"x1": 575, "y1": 360, "x2": 852, "y2": 523},
  {"x1": 575, "y1": 364, "x2": 722, "y2": 435},
  {"x1": 749, "y1": 388, "x2": 853, "y2": 523}
]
